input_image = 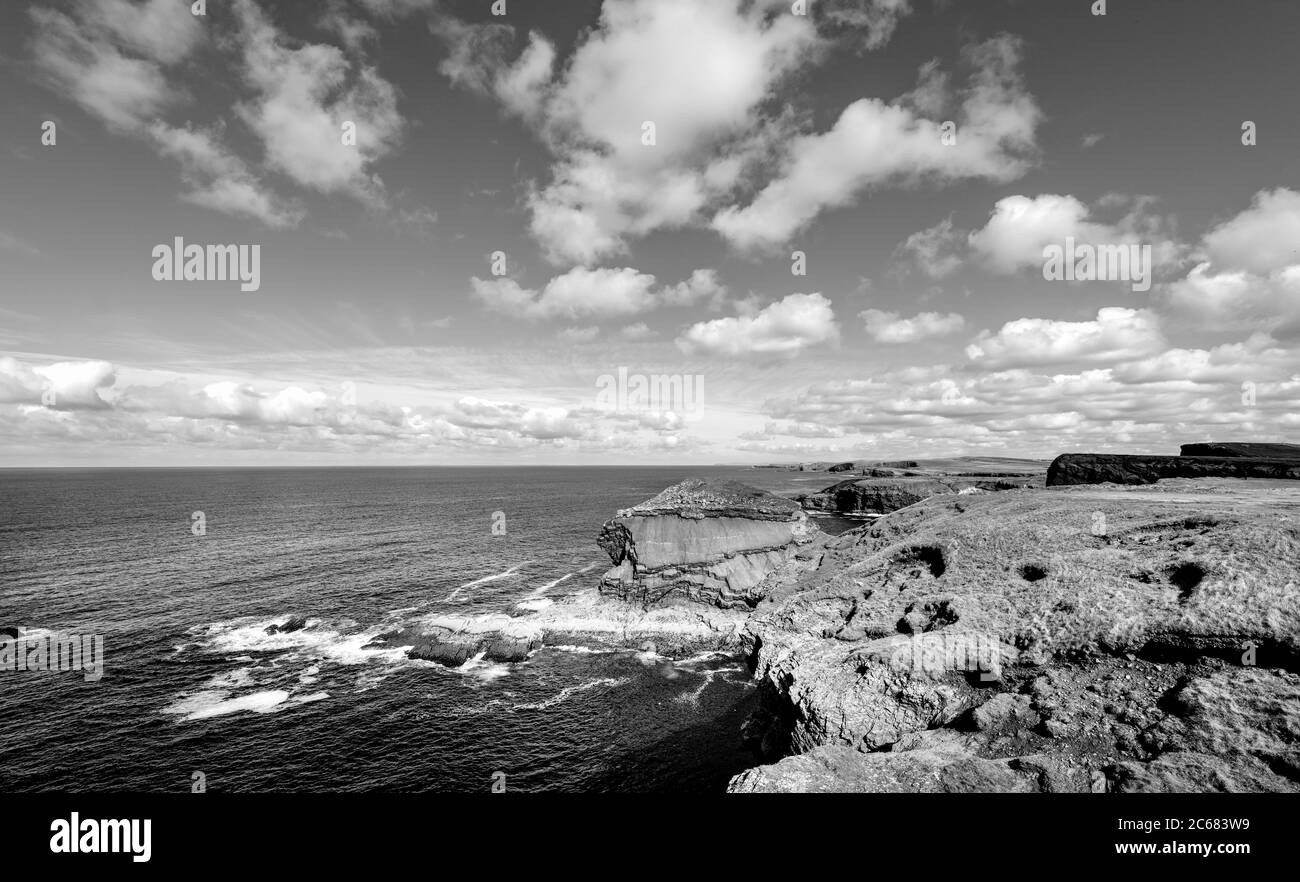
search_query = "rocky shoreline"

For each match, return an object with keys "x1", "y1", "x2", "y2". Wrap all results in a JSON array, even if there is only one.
[{"x1": 379, "y1": 445, "x2": 1297, "y2": 792}]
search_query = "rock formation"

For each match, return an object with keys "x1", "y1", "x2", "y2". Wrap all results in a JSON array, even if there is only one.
[
  {"x1": 265, "y1": 615, "x2": 308, "y2": 635},
  {"x1": 382, "y1": 480, "x2": 828, "y2": 667},
  {"x1": 1179, "y1": 442, "x2": 1300, "y2": 459},
  {"x1": 598, "y1": 480, "x2": 822, "y2": 609},
  {"x1": 800, "y1": 476, "x2": 1036, "y2": 515},
  {"x1": 1047, "y1": 453, "x2": 1300, "y2": 486},
  {"x1": 730, "y1": 478, "x2": 1300, "y2": 792}
]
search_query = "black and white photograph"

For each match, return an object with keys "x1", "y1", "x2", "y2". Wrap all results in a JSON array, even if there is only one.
[{"x1": 1, "y1": 0, "x2": 1296, "y2": 863}]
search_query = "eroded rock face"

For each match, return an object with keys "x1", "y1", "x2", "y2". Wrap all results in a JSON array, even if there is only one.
[
  {"x1": 598, "y1": 480, "x2": 824, "y2": 609},
  {"x1": 730, "y1": 479, "x2": 1300, "y2": 793},
  {"x1": 1180, "y1": 442, "x2": 1300, "y2": 459},
  {"x1": 800, "y1": 477, "x2": 1036, "y2": 515},
  {"x1": 1047, "y1": 453, "x2": 1300, "y2": 486},
  {"x1": 376, "y1": 614, "x2": 544, "y2": 664}
]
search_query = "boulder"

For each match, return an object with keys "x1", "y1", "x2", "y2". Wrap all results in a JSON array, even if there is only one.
[
  {"x1": 265, "y1": 615, "x2": 309, "y2": 635},
  {"x1": 377, "y1": 614, "x2": 544, "y2": 666},
  {"x1": 1047, "y1": 453, "x2": 1300, "y2": 486}
]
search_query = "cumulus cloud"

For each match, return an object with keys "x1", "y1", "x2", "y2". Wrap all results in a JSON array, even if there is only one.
[
  {"x1": 0, "y1": 357, "x2": 115, "y2": 408},
  {"x1": 470, "y1": 266, "x2": 725, "y2": 321},
  {"x1": 1163, "y1": 188, "x2": 1300, "y2": 333},
  {"x1": 712, "y1": 35, "x2": 1041, "y2": 252},
  {"x1": 861, "y1": 309, "x2": 965, "y2": 343},
  {"x1": 759, "y1": 329, "x2": 1300, "y2": 457},
  {"x1": 968, "y1": 193, "x2": 1183, "y2": 276},
  {"x1": 29, "y1": 0, "x2": 298, "y2": 226},
  {"x1": 895, "y1": 217, "x2": 964, "y2": 278},
  {"x1": 677, "y1": 292, "x2": 840, "y2": 357},
  {"x1": 432, "y1": 0, "x2": 818, "y2": 264},
  {"x1": 965, "y1": 307, "x2": 1166, "y2": 369},
  {"x1": 1201, "y1": 188, "x2": 1300, "y2": 275},
  {"x1": 232, "y1": 0, "x2": 405, "y2": 206}
]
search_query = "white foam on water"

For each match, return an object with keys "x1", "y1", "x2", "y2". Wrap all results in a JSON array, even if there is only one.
[
  {"x1": 673, "y1": 670, "x2": 719, "y2": 706},
  {"x1": 672, "y1": 650, "x2": 733, "y2": 666},
  {"x1": 511, "y1": 676, "x2": 629, "y2": 711},
  {"x1": 292, "y1": 691, "x2": 330, "y2": 706},
  {"x1": 578, "y1": 562, "x2": 603, "y2": 573},
  {"x1": 515, "y1": 598, "x2": 554, "y2": 612},
  {"x1": 542, "y1": 644, "x2": 618, "y2": 656},
  {"x1": 191, "y1": 617, "x2": 408, "y2": 667},
  {"x1": 454, "y1": 650, "x2": 512, "y2": 682},
  {"x1": 527, "y1": 573, "x2": 573, "y2": 597},
  {"x1": 163, "y1": 689, "x2": 291, "y2": 721},
  {"x1": 206, "y1": 667, "x2": 256, "y2": 689},
  {"x1": 444, "y1": 563, "x2": 527, "y2": 602}
]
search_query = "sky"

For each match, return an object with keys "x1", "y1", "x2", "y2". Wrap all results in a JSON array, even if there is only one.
[{"x1": 1, "y1": 0, "x2": 1298, "y2": 466}]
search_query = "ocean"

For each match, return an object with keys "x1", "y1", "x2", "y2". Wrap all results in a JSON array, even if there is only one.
[{"x1": 0, "y1": 466, "x2": 854, "y2": 793}]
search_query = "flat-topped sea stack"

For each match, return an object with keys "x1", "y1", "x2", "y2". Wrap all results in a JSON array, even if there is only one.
[{"x1": 598, "y1": 479, "x2": 823, "y2": 609}]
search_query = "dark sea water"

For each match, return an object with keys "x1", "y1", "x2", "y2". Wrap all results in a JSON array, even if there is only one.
[{"x1": 0, "y1": 466, "x2": 853, "y2": 793}]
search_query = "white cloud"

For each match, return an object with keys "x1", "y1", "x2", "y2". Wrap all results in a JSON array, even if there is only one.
[
  {"x1": 1163, "y1": 189, "x2": 1300, "y2": 332},
  {"x1": 470, "y1": 267, "x2": 726, "y2": 321},
  {"x1": 677, "y1": 292, "x2": 840, "y2": 357},
  {"x1": 895, "y1": 217, "x2": 964, "y2": 278},
  {"x1": 1201, "y1": 188, "x2": 1300, "y2": 275},
  {"x1": 968, "y1": 192, "x2": 1184, "y2": 277},
  {"x1": 148, "y1": 123, "x2": 304, "y2": 228},
  {"x1": 232, "y1": 0, "x2": 405, "y2": 205},
  {"x1": 620, "y1": 322, "x2": 656, "y2": 340},
  {"x1": 81, "y1": 0, "x2": 204, "y2": 65},
  {"x1": 432, "y1": 0, "x2": 818, "y2": 265},
  {"x1": 29, "y1": 5, "x2": 189, "y2": 133},
  {"x1": 0, "y1": 357, "x2": 115, "y2": 408},
  {"x1": 713, "y1": 36, "x2": 1040, "y2": 252},
  {"x1": 965, "y1": 307, "x2": 1166, "y2": 368},
  {"x1": 821, "y1": 0, "x2": 915, "y2": 51},
  {"x1": 660, "y1": 268, "x2": 729, "y2": 309},
  {"x1": 861, "y1": 309, "x2": 965, "y2": 343},
  {"x1": 558, "y1": 326, "x2": 600, "y2": 343}
]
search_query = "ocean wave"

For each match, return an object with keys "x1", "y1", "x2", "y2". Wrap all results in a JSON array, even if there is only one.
[{"x1": 189, "y1": 617, "x2": 408, "y2": 667}]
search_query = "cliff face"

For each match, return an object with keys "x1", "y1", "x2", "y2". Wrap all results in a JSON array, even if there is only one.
[
  {"x1": 731, "y1": 479, "x2": 1300, "y2": 793},
  {"x1": 373, "y1": 479, "x2": 829, "y2": 666},
  {"x1": 1047, "y1": 453, "x2": 1300, "y2": 486},
  {"x1": 800, "y1": 476, "x2": 1036, "y2": 515},
  {"x1": 1180, "y1": 442, "x2": 1300, "y2": 459},
  {"x1": 598, "y1": 480, "x2": 823, "y2": 609}
]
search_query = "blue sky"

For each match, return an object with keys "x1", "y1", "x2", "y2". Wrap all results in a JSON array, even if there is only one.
[{"x1": 2, "y1": 0, "x2": 1299, "y2": 465}]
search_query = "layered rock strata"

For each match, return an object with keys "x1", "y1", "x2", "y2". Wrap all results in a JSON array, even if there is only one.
[{"x1": 598, "y1": 480, "x2": 823, "y2": 609}]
